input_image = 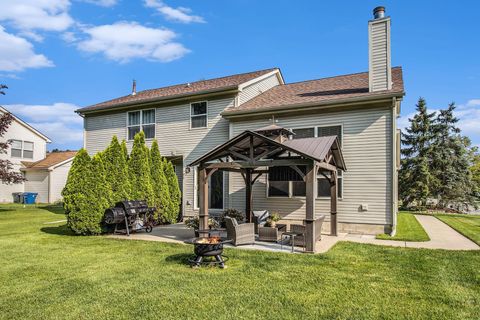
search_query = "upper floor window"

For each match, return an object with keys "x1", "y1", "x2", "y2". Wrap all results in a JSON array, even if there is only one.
[
  {"x1": 190, "y1": 102, "x2": 207, "y2": 128},
  {"x1": 10, "y1": 140, "x2": 34, "y2": 159},
  {"x1": 128, "y1": 109, "x2": 155, "y2": 140}
]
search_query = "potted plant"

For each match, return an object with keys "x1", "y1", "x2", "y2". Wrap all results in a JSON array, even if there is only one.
[
  {"x1": 184, "y1": 216, "x2": 220, "y2": 237},
  {"x1": 264, "y1": 212, "x2": 281, "y2": 228}
]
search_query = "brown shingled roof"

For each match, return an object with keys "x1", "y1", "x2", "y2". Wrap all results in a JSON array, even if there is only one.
[
  {"x1": 22, "y1": 151, "x2": 77, "y2": 170},
  {"x1": 77, "y1": 68, "x2": 279, "y2": 114},
  {"x1": 223, "y1": 67, "x2": 404, "y2": 116}
]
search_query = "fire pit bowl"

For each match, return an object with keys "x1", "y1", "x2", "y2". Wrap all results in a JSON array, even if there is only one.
[{"x1": 185, "y1": 237, "x2": 232, "y2": 268}]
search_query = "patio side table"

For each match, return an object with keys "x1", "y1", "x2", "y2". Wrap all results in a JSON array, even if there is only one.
[{"x1": 281, "y1": 231, "x2": 305, "y2": 253}]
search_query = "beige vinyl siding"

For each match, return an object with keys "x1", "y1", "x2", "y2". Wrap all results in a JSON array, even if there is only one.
[
  {"x1": 369, "y1": 18, "x2": 391, "y2": 92},
  {"x1": 84, "y1": 112, "x2": 126, "y2": 155},
  {"x1": 24, "y1": 171, "x2": 49, "y2": 203},
  {"x1": 49, "y1": 161, "x2": 73, "y2": 203},
  {"x1": 229, "y1": 105, "x2": 393, "y2": 226},
  {"x1": 83, "y1": 97, "x2": 234, "y2": 216},
  {"x1": 238, "y1": 73, "x2": 280, "y2": 105}
]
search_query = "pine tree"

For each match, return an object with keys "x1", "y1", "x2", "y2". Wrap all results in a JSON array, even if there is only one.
[
  {"x1": 163, "y1": 157, "x2": 181, "y2": 221},
  {"x1": 471, "y1": 152, "x2": 480, "y2": 199},
  {"x1": 62, "y1": 150, "x2": 111, "y2": 235},
  {"x1": 102, "y1": 136, "x2": 130, "y2": 204},
  {"x1": 150, "y1": 140, "x2": 172, "y2": 222},
  {"x1": 430, "y1": 103, "x2": 470, "y2": 207},
  {"x1": 128, "y1": 131, "x2": 154, "y2": 205},
  {"x1": 399, "y1": 98, "x2": 436, "y2": 210}
]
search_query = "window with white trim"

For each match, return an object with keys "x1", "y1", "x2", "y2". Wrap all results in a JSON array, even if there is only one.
[
  {"x1": 127, "y1": 109, "x2": 155, "y2": 140},
  {"x1": 190, "y1": 102, "x2": 207, "y2": 128},
  {"x1": 11, "y1": 140, "x2": 22, "y2": 158},
  {"x1": 316, "y1": 125, "x2": 343, "y2": 199},
  {"x1": 10, "y1": 140, "x2": 34, "y2": 159}
]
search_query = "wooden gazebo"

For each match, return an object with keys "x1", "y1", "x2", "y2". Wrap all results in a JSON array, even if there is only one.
[{"x1": 188, "y1": 125, "x2": 346, "y2": 253}]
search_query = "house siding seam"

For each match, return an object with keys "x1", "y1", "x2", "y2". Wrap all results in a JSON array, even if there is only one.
[
  {"x1": 238, "y1": 73, "x2": 281, "y2": 106},
  {"x1": 228, "y1": 106, "x2": 393, "y2": 226}
]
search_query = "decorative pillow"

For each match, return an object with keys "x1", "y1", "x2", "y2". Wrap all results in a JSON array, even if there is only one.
[
  {"x1": 252, "y1": 210, "x2": 269, "y2": 223},
  {"x1": 230, "y1": 217, "x2": 238, "y2": 227}
]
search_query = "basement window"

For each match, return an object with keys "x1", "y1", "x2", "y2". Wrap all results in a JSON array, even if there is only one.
[
  {"x1": 128, "y1": 109, "x2": 155, "y2": 140},
  {"x1": 191, "y1": 102, "x2": 207, "y2": 128}
]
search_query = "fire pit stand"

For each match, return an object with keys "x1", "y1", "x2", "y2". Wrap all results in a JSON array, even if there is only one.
[{"x1": 184, "y1": 237, "x2": 232, "y2": 268}]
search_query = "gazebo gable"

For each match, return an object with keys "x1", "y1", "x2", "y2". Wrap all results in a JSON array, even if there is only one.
[{"x1": 188, "y1": 130, "x2": 345, "y2": 171}]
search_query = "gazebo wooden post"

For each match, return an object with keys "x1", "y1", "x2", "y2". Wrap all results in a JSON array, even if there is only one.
[
  {"x1": 305, "y1": 161, "x2": 317, "y2": 253},
  {"x1": 198, "y1": 168, "x2": 209, "y2": 236},
  {"x1": 330, "y1": 170, "x2": 338, "y2": 236},
  {"x1": 245, "y1": 168, "x2": 253, "y2": 223}
]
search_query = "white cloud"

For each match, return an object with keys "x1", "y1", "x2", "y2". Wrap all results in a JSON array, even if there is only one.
[
  {"x1": 4, "y1": 102, "x2": 83, "y2": 147},
  {"x1": 61, "y1": 31, "x2": 78, "y2": 43},
  {"x1": 77, "y1": 21, "x2": 189, "y2": 63},
  {"x1": 0, "y1": 26, "x2": 54, "y2": 72},
  {"x1": 144, "y1": 0, "x2": 205, "y2": 23},
  {"x1": 81, "y1": 0, "x2": 118, "y2": 7},
  {"x1": 398, "y1": 99, "x2": 480, "y2": 146},
  {"x1": 0, "y1": 0, "x2": 74, "y2": 33}
]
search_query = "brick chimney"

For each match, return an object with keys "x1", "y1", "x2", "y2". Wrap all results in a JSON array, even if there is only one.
[{"x1": 368, "y1": 6, "x2": 392, "y2": 92}]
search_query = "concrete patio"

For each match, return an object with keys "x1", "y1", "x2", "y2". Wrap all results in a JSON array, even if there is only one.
[{"x1": 108, "y1": 214, "x2": 479, "y2": 253}]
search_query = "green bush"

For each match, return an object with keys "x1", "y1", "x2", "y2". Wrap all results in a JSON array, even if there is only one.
[
  {"x1": 62, "y1": 150, "x2": 112, "y2": 235},
  {"x1": 150, "y1": 140, "x2": 172, "y2": 222},
  {"x1": 128, "y1": 131, "x2": 155, "y2": 205},
  {"x1": 102, "y1": 136, "x2": 130, "y2": 204},
  {"x1": 163, "y1": 158, "x2": 181, "y2": 221}
]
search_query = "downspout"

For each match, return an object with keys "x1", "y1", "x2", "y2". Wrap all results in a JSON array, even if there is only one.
[{"x1": 390, "y1": 97, "x2": 398, "y2": 236}]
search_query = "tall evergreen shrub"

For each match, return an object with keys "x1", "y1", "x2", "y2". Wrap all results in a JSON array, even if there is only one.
[
  {"x1": 150, "y1": 140, "x2": 172, "y2": 222},
  {"x1": 164, "y1": 158, "x2": 181, "y2": 220},
  {"x1": 62, "y1": 150, "x2": 112, "y2": 235},
  {"x1": 102, "y1": 136, "x2": 130, "y2": 203},
  {"x1": 128, "y1": 131, "x2": 154, "y2": 205}
]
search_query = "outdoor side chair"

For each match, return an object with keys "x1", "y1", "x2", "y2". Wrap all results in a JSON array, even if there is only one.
[{"x1": 224, "y1": 217, "x2": 255, "y2": 246}]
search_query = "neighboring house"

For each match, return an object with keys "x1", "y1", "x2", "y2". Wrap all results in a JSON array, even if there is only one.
[
  {"x1": 21, "y1": 151, "x2": 77, "y2": 203},
  {"x1": 77, "y1": 7, "x2": 404, "y2": 234},
  {"x1": 0, "y1": 106, "x2": 51, "y2": 202}
]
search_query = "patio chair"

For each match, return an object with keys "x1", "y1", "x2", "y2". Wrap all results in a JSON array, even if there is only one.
[
  {"x1": 224, "y1": 217, "x2": 255, "y2": 246},
  {"x1": 252, "y1": 210, "x2": 270, "y2": 234},
  {"x1": 289, "y1": 215, "x2": 326, "y2": 247}
]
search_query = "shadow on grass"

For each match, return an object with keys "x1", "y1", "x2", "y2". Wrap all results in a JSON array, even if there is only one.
[
  {"x1": 0, "y1": 208, "x2": 15, "y2": 212},
  {"x1": 40, "y1": 205, "x2": 65, "y2": 215},
  {"x1": 41, "y1": 224, "x2": 76, "y2": 236},
  {"x1": 165, "y1": 253, "x2": 193, "y2": 266}
]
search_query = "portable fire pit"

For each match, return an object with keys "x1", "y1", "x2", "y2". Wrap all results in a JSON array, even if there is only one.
[{"x1": 185, "y1": 236, "x2": 232, "y2": 268}]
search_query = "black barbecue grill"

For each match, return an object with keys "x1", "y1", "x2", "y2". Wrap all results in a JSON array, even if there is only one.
[{"x1": 104, "y1": 200, "x2": 155, "y2": 235}]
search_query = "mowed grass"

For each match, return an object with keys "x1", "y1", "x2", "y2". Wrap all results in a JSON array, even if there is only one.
[
  {"x1": 435, "y1": 214, "x2": 480, "y2": 245},
  {"x1": 376, "y1": 212, "x2": 430, "y2": 241},
  {"x1": 1, "y1": 205, "x2": 479, "y2": 320}
]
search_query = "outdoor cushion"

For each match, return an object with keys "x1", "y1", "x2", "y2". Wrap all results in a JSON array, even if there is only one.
[{"x1": 252, "y1": 210, "x2": 269, "y2": 223}]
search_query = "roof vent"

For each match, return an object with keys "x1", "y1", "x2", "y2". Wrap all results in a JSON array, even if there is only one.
[
  {"x1": 373, "y1": 6, "x2": 385, "y2": 19},
  {"x1": 131, "y1": 79, "x2": 137, "y2": 96}
]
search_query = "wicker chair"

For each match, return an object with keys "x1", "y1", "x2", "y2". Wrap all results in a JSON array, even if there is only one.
[
  {"x1": 290, "y1": 215, "x2": 326, "y2": 247},
  {"x1": 252, "y1": 210, "x2": 270, "y2": 234},
  {"x1": 224, "y1": 217, "x2": 255, "y2": 246}
]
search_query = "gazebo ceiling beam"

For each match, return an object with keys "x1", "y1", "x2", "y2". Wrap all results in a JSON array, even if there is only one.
[{"x1": 201, "y1": 158, "x2": 313, "y2": 169}]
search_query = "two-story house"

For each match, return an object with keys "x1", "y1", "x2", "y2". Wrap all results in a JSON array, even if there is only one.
[
  {"x1": 77, "y1": 7, "x2": 404, "y2": 235},
  {"x1": 0, "y1": 107, "x2": 76, "y2": 203}
]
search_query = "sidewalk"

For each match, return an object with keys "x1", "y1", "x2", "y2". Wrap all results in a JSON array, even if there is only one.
[{"x1": 318, "y1": 215, "x2": 479, "y2": 251}]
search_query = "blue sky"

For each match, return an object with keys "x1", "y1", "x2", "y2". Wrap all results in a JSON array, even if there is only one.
[{"x1": 0, "y1": 1, "x2": 479, "y2": 150}]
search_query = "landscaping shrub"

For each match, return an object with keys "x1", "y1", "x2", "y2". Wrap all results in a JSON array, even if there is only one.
[
  {"x1": 62, "y1": 150, "x2": 112, "y2": 235},
  {"x1": 102, "y1": 136, "x2": 130, "y2": 204},
  {"x1": 163, "y1": 157, "x2": 181, "y2": 221},
  {"x1": 149, "y1": 140, "x2": 172, "y2": 222},
  {"x1": 128, "y1": 131, "x2": 155, "y2": 206}
]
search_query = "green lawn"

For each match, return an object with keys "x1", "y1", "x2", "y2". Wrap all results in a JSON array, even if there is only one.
[
  {"x1": 376, "y1": 211, "x2": 430, "y2": 241},
  {"x1": 1, "y1": 205, "x2": 479, "y2": 320},
  {"x1": 435, "y1": 214, "x2": 480, "y2": 245}
]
